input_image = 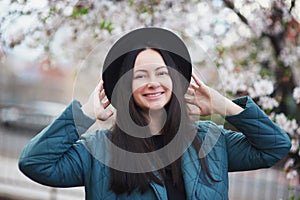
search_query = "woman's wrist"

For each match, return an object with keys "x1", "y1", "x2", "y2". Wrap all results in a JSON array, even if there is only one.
[
  {"x1": 222, "y1": 98, "x2": 244, "y2": 116},
  {"x1": 213, "y1": 95, "x2": 244, "y2": 117},
  {"x1": 81, "y1": 103, "x2": 96, "y2": 120}
]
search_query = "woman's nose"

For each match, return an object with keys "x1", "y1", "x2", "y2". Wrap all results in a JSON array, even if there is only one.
[
  {"x1": 145, "y1": 74, "x2": 161, "y2": 88},
  {"x1": 146, "y1": 81, "x2": 160, "y2": 88}
]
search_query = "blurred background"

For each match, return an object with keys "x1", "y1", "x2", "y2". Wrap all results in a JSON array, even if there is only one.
[{"x1": 0, "y1": 0, "x2": 300, "y2": 199}]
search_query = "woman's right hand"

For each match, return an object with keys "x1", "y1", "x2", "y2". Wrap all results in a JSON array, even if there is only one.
[
  {"x1": 82, "y1": 80, "x2": 113, "y2": 121},
  {"x1": 185, "y1": 73, "x2": 243, "y2": 117}
]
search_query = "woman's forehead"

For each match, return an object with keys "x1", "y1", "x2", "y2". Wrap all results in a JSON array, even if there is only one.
[{"x1": 134, "y1": 49, "x2": 166, "y2": 67}]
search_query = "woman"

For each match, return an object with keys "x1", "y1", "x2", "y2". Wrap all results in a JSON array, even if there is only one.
[{"x1": 19, "y1": 27, "x2": 291, "y2": 200}]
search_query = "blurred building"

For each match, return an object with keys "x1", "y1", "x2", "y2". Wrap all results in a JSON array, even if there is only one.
[{"x1": 0, "y1": 58, "x2": 73, "y2": 104}]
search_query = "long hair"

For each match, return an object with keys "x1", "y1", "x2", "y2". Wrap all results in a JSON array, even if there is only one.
[{"x1": 107, "y1": 48, "x2": 215, "y2": 195}]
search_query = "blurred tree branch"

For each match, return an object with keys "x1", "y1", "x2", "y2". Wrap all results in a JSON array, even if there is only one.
[
  {"x1": 222, "y1": 0, "x2": 299, "y2": 122},
  {"x1": 289, "y1": 0, "x2": 296, "y2": 13},
  {"x1": 223, "y1": 0, "x2": 249, "y2": 26}
]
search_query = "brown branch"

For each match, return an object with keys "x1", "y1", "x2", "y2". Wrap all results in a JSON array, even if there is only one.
[
  {"x1": 289, "y1": 0, "x2": 296, "y2": 13},
  {"x1": 223, "y1": 0, "x2": 249, "y2": 26}
]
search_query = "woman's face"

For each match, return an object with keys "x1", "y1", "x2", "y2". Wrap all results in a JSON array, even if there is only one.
[{"x1": 132, "y1": 49, "x2": 173, "y2": 111}]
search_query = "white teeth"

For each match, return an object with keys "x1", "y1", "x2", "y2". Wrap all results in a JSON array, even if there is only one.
[{"x1": 146, "y1": 93, "x2": 161, "y2": 97}]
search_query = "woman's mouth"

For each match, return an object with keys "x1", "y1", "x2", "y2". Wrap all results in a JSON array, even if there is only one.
[{"x1": 143, "y1": 92, "x2": 164, "y2": 99}]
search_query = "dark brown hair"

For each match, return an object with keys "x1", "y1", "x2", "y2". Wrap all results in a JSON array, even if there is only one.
[{"x1": 107, "y1": 48, "x2": 215, "y2": 195}]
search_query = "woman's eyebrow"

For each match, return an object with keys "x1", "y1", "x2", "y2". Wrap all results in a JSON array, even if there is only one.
[
  {"x1": 155, "y1": 66, "x2": 168, "y2": 71},
  {"x1": 134, "y1": 69, "x2": 147, "y2": 73},
  {"x1": 134, "y1": 66, "x2": 167, "y2": 73}
]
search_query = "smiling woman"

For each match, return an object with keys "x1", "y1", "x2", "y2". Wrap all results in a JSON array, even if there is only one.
[
  {"x1": 18, "y1": 27, "x2": 291, "y2": 200},
  {"x1": 132, "y1": 49, "x2": 173, "y2": 111}
]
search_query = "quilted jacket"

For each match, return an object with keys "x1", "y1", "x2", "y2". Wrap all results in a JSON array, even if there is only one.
[{"x1": 19, "y1": 96, "x2": 291, "y2": 200}]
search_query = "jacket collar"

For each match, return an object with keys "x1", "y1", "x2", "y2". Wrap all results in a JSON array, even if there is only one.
[
  {"x1": 149, "y1": 147, "x2": 200, "y2": 200},
  {"x1": 149, "y1": 181, "x2": 168, "y2": 200}
]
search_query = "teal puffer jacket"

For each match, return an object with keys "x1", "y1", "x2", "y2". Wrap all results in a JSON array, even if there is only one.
[{"x1": 19, "y1": 96, "x2": 291, "y2": 200}]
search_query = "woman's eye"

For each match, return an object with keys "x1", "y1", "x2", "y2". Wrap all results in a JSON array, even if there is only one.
[
  {"x1": 134, "y1": 74, "x2": 146, "y2": 79},
  {"x1": 157, "y1": 71, "x2": 169, "y2": 76}
]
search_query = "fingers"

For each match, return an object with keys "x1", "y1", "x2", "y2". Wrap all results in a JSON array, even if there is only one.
[
  {"x1": 98, "y1": 80, "x2": 105, "y2": 99},
  {"x1": 99, "y1": 80, "x2": 104, "y2": 90},
  {"x1": 187, "y1": 106, "x2": 202, "y2": 116},
  {"x1": 189, "y1": 83, "x2": 199, "y2": 91},
  {"x1": 94, "y1": 80, "x2": 103, "y2": 94},
  {"x1": 191, "y1": 73, "x2": 204, "y2": 87},
  {"x1": 102, "y1": 100, "x2": 110, "y2": 109},
  {"x1": 97, "y1": 80, "x2": 110, "y2": 105},
  {"x1": 97, "y1": 109, "x2": 114, "y2": 121},
  {"x1": 99, "y1": 89, "x2": 106, "y2": 100},
  {"x1": 185, "y1": 86, "x2": 198, "y2": 106},
  {"x1": 88, "y1": 80, "x2": 114, "y2": 121},
  {"x1": 106, "y1": 110, "x2": 114, "y2": 118},
  {"x1": 94, "y1": 80, "x2": 111, "y2": 107},
  {"x1": 186, "y1": 87, "x2": 195, "y2": 96},
  {"x1": 188, "y1": 110, "x2": 201, "y2": 116}
]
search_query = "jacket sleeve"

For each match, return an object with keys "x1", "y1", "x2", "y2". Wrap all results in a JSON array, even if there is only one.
[
  {"x1": 224, "y1": 96, "x2": 291, "y2": 172},
  {"x1": 18, "y1": 100, "x2": 96, "y2": 187}
]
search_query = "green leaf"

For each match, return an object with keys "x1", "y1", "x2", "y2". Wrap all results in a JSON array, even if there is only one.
[
  {"x1": 49, "y1": 7, "x2": 56, "y2": 14},
  {"x1": 259, "y1": 68, "x2": 272, "y2": 77},
  {"x1": 284, "y1": 69, "x2": 292, "y2": 77},
  {"x1": 107, "y1": 22, "x2": 113, "y2": 33},
  {"x1": 99, "y1": 20, "x2": 114, "y2": 33},
  {"x1": 42, "y1": 7, "x2": 56, "y2": 23},
  {"x1": 216, "y1": 46, "x2": 226, "y2": 54},
  {"x1": 240, "y1": 59, "x2": 248, "y2": 66},
  {"x1": 129, "y1": 0, "x2": 134, "y2": 6},
  {"x1": 100, "y1": 21, "x2": 106, "y2": 29},
  {"x1": 290, "y1": 195, "x2": 295, "y2": 200},
  {"x1": 249, "y1": 51, "x2": 257, "y2": 60},
  {"x1": 265, "y1": 108, "x2": 272, "y2": 114},
  {"x1": 70, "y1": 8, "x2": 89, "y2": 18},
  {"x1": 288, "y1": 185, "x2": 294, "y2": 190}
]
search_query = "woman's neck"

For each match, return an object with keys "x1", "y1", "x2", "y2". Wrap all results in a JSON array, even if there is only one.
[{"x1": 145, "y1": 109, "x2": 167, "y2": 135}]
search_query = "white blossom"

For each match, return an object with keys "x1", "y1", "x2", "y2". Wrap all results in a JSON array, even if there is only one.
[
  {"x1": 290, "y1": 119, "x2": 298, "y2": 131},
  {"x1": 63, "y1": 6, "x2": 73, "y2": 17},
  {"x1": 279, "y1": 46, "x2": 298, "y2": 67},
  {"x1": 284, "y1": 158, "x2": 295, "y2": 169},
  {"x1": 286, "y1": 170, "x2": 298, "y2": 180},
  {"x1": 291, "y1": 139, "x2": 299, "y2": 153},
  {"x1": 257, "y1": 51, "x2": 270, "y2": 63},
  {"x1": 9, "y1": 32, "x2": 25, "y2": 45},
  {"x1": 218, "y1": 64, "x2": 258, "y2": 95},
  {"x1": 275, "y1": 113, "x2": 299, "y2": 135},
  {"x1": 248, "y1": 79, "x2": 274, "y2": 98},
  {"x1": 219, "y1": 67, "x2": 244, "y2": 95},
  {"x1": 293, "y1": 87, "x2": 300, "y2": 104},
  {"x1": 258, "y1": 96, "x2": 279, "y2": 110},
  {"x1": 275, "y1": 113, "x2": 288, "y2": 127},
  {"x1": 297, "y1": 127, "x2": 300, "y2": 135},
  {"x1": 223, "y1": 57, "x2": 235, "y2": 71},
  {"x1": 273, "y1": 21, "x2": 284, "y2": 34}
]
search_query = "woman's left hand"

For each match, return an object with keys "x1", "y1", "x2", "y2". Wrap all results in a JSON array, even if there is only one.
[
  {"x1": 82, "y1": 80, "x2": 114, "y2": 121},
  {"x1": 185, "y1": 73, "x2": 243, "y2": 117}
]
